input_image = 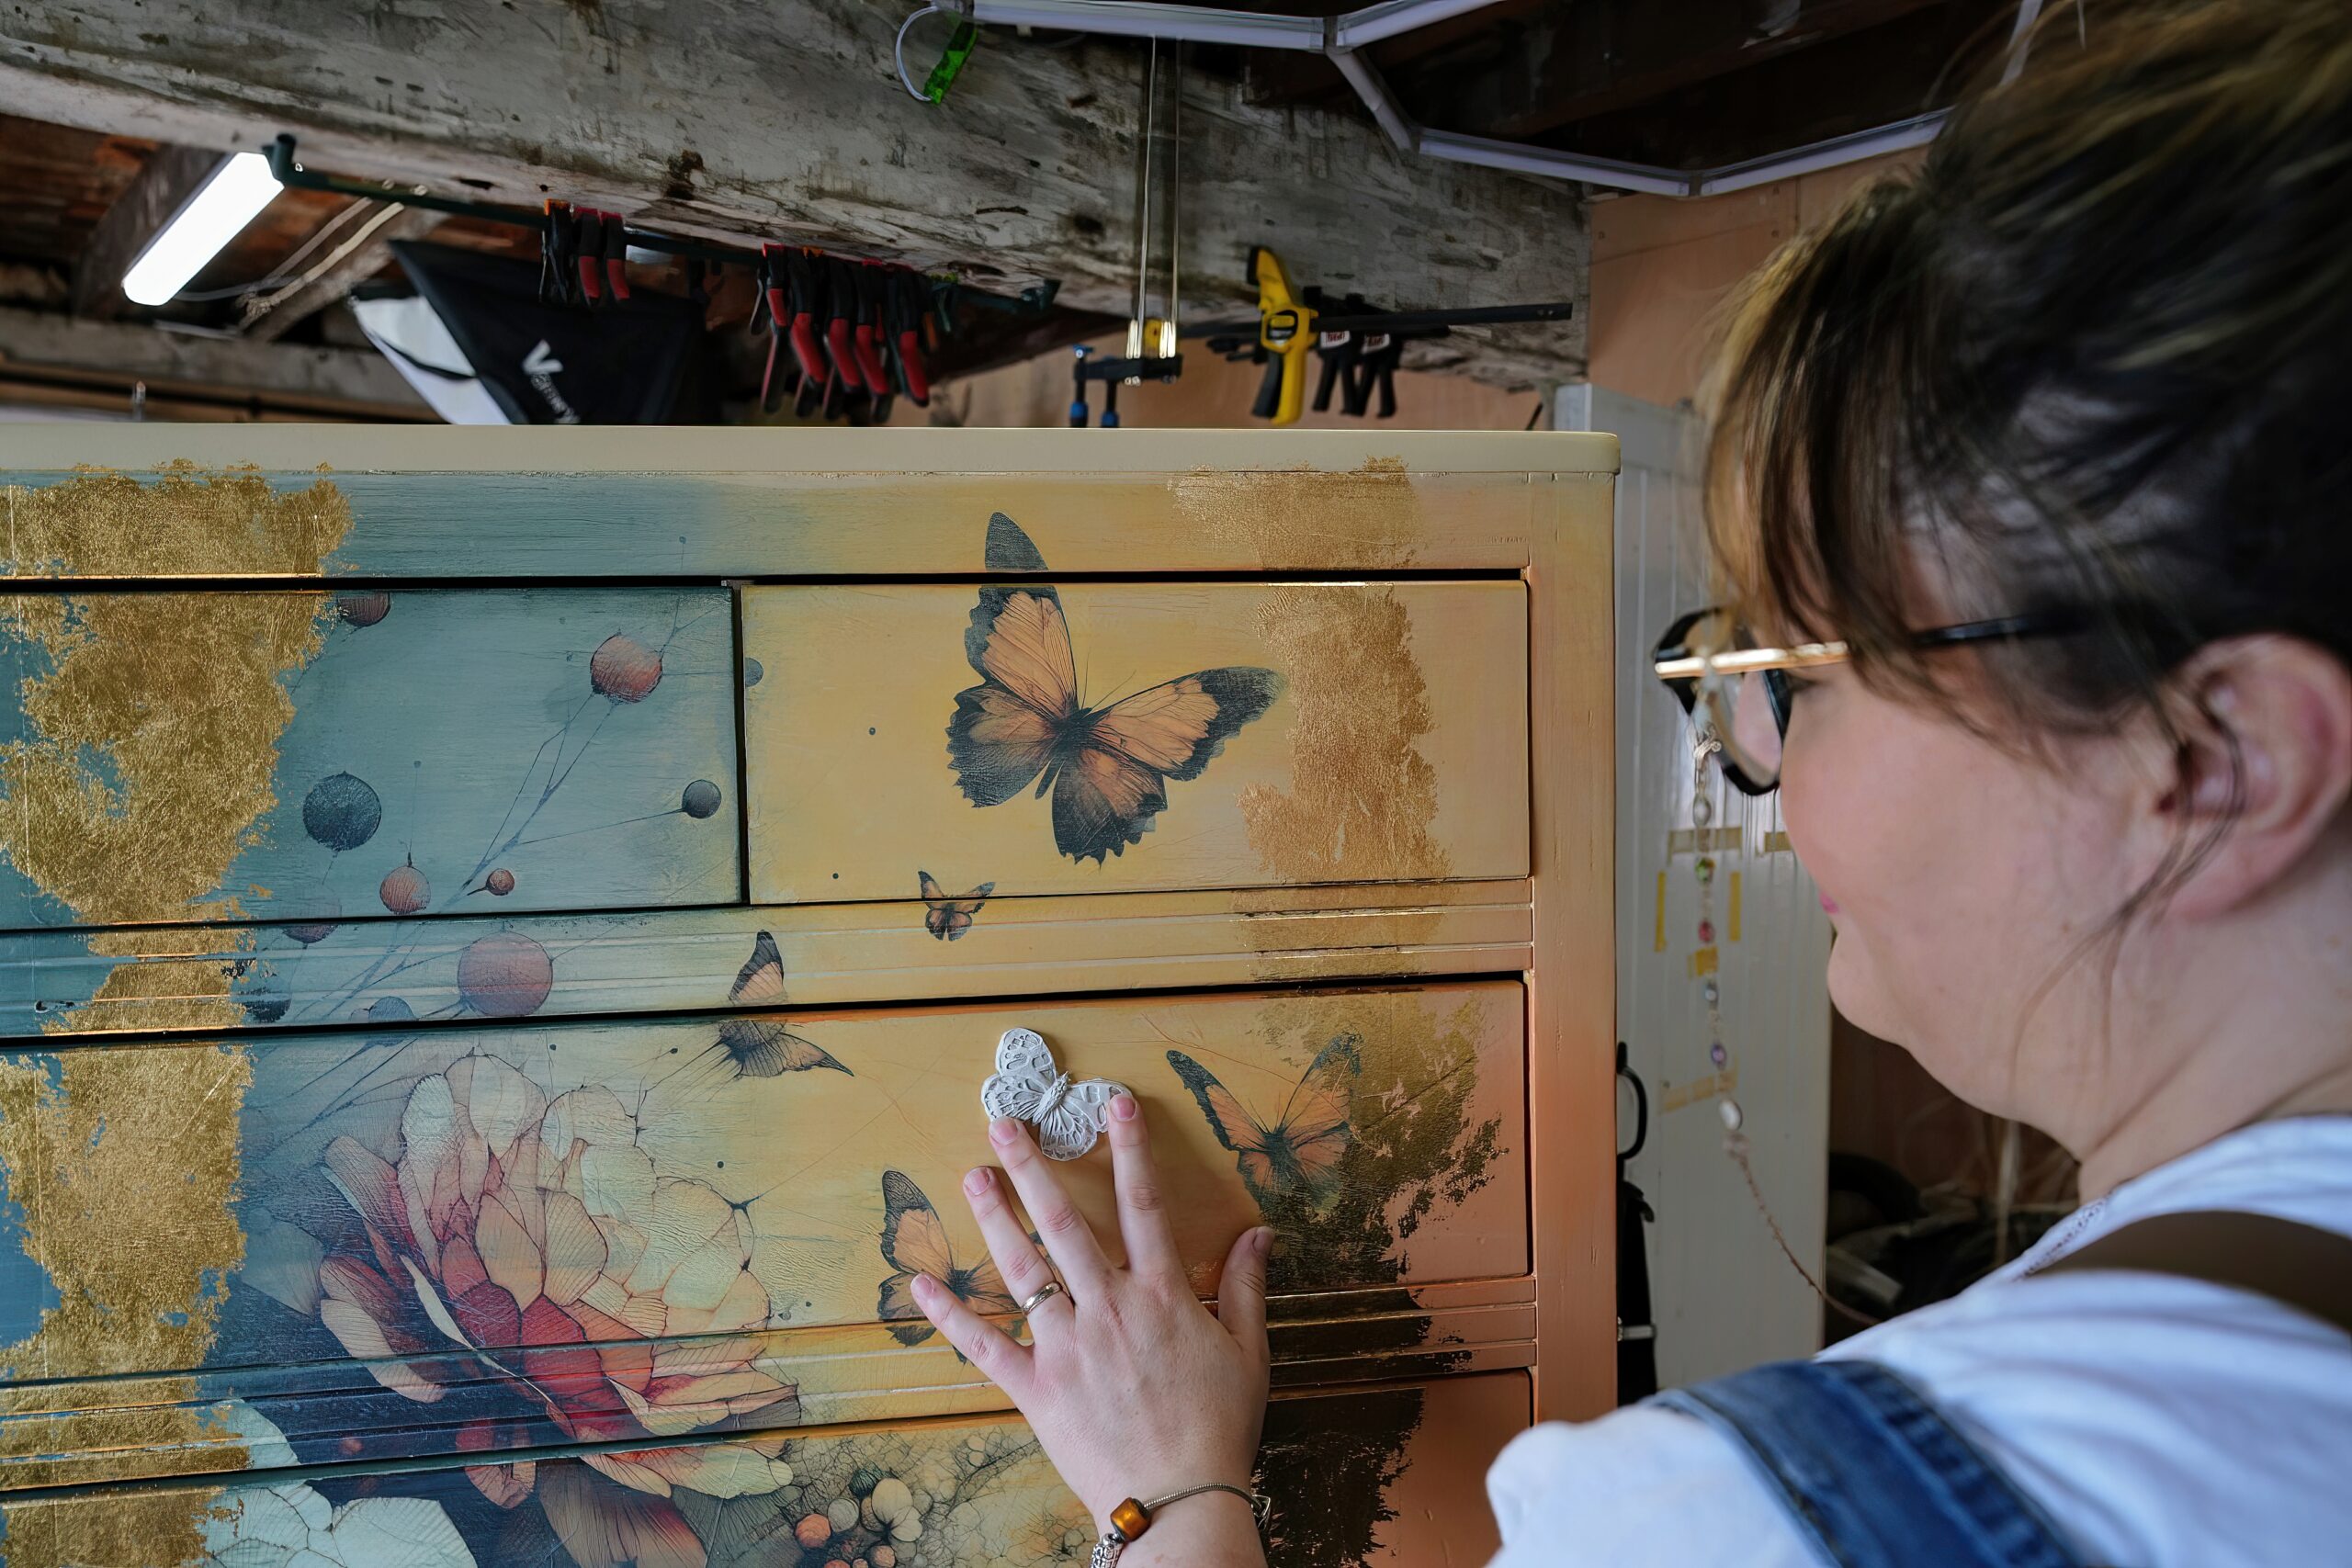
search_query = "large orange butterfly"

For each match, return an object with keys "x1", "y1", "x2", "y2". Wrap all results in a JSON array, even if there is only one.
[
  {"x1": 919, "y1": 869, "x2": 994, "y2": 941},
  {"x1": 876, "y1": 1169, "x2": 1016, "y2": 1346},
  {"x1": 1166, "y1": 1033, "x2": 1361, "y2": 1207},
  {"x1": 711, "y1": 932, "x2": 847, "y2": 1077},
  {"x1": 946, "y1": 516, "x2": 1283, "y2": 865}
]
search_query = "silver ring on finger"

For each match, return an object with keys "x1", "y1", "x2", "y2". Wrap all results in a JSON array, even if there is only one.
[{"x1": 1019, "y1": 1279, "x2": 1068, "y2": 1314}]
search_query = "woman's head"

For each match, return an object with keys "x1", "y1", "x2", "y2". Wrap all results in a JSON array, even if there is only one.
[{"x1": 1703, "y1": 0, "x2": 2352, "y2": 1176}]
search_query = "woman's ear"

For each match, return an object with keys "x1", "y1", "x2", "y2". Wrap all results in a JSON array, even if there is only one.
[{"x1": 2155, "y1": 637, "x2": 2352, "y2": 920}]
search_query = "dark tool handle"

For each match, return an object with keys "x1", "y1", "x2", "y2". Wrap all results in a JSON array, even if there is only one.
[
  {"x1": 824, "y1": 317, "x2": 857, "y2": 387},
  {"x1": 781, "y1": 250, "x2": 832, "y2": 384},
  {"x1": 601, "y1": 212, "x2": 630, "y2": 301},
  {"x1": 539, "y1": 199, "x2": 572, "y2": 306},
  {"x1": 898, "y1": 329, "x2": 931, "y2": 403},
  {"x1": 1313, "y1": 350, "x2": 1342, "y2": 413},
  {"x1": 575, "y1": 212, "x2": 605, "y2": 301},
  {"x1": 759, "y1": 332, "x2": 789, "y2": 415},
  {"x1": 853, "y1": 322, "x2": 890, "y2": 396},
  {"x1": 1251, "y1": 356, "x2": 1286, "y2": 421},
  {"x1": 787, "y1": 315, "x2": 827, "y2": 385}
]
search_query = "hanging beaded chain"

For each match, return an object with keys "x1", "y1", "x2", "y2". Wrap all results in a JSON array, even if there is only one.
[
  {"x1": 1690, "y1": 738, "x2": 1739, "y2": 1134},
  {"x1": 1690, "y1": 737, "x2": 1878, "y2": 1328}
]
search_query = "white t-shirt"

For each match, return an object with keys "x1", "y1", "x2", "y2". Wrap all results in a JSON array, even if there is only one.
[{"x1": 1486, "y1": 1116, "x2": 2352, "y2": 1567}]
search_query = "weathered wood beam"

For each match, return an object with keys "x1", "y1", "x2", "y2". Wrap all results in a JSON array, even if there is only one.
[
  {"x1": 0, "y1": 1, "x2": 1589, "y2": 389},
  {"x1": 0, "y1": 304, "x2": 429, "y2": 415},
  {"x1": 67, "y1": 142, "x2": 221, "y2": 319},
  {"x1": 241, "y1": 204, "x2": 446, "y2": 342}
]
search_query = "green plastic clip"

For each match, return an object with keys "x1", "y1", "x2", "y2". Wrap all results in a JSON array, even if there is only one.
[{"x1": 922, "y1": 20, "x2": 979, "y2": 104}]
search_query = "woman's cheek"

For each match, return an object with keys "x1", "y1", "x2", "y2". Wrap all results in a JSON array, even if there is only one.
[{"x1": 1776, "y1": 687, "x2": 1931, "y2": 1043}]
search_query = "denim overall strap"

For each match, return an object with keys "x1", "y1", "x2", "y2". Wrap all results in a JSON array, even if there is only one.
[{"x1": 1650, "y1": 1359, "x2": 2083, "y2": 1568}]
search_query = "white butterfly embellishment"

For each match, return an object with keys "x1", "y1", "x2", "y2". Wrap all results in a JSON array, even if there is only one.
[{"x1": 980, "y1": 1027, "x2": 1128, "y2": 1160}]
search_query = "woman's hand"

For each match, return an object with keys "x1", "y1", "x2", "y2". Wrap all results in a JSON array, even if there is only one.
[{"x1": 911, "y1": 1095, "x2": 1272, "y2": 1560}]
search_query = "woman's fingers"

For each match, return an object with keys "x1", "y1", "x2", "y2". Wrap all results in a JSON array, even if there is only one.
[
  {"x1": 1216, "y1": 1224, "x2": 1273, "y2": 1362},
  {"x1": 1103, "y1": 1094, "x2": 1184, "y2": 1283},
  {"x1": 911, "y1": 1273, "x2": 1035, "y2": 1399},
  {"x1": 959, "y1": 1165, "x2": 1065, "y2": 1322},
  {"x1": 989, "y1": 1118, "x2": 1114, "y2": 1292}
]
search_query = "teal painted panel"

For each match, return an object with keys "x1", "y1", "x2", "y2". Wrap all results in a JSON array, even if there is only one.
[{"x1": 0, "y1": 588, "x2": 741, "y2": 928}]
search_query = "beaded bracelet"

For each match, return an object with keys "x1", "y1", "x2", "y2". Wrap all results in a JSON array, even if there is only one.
[{"x1": 1088, "y1": 1483, "x2": 1271, "y2": 1566}]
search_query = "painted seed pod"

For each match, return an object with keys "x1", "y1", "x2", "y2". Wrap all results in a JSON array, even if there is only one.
[
  {"x1": 456, "y1": 932, "x2": 554, "y2": 1018},
  {"x1": 589, "y1": 633, "x2": 662, "y2": 702},
  {"x1": 379, "y1": 858, "x2": 428, "y2": 914}
]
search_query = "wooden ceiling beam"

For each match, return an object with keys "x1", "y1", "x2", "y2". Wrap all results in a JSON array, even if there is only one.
[
  {"x1": 0, "y1": 0, "x2": 1589, "y2": 388},
  {"x1": 0, "y1": 303, "x2": 429, "y2": 416},
  {"x1": 240, "y1": 204, "x2": 446, "y2": 342},
  {"x1": 67, "y1": 142, "x2": 222, "y2": 319}
]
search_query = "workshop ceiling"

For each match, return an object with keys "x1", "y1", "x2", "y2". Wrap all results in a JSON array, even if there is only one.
[
  {"x1": 1205, "y1": 0, "x2": 2015, "y2": 170},
  {"x1": 0, "y1": 0, "x2": 2012, "y2": 416}
]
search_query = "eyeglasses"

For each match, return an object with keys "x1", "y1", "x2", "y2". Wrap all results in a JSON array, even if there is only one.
[{"x1": 1651, "y1": 606, "x2": 2081, "y2": 795}]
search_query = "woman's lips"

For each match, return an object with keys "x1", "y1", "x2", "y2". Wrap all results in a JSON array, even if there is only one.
[{"x1": 1819, "y1": 892, "x2": 1840, "y2": 915}]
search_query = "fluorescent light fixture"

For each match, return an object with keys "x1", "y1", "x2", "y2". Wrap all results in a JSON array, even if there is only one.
[{"x1": 120, "y1": 152, "x2": 282, "y2": 308}]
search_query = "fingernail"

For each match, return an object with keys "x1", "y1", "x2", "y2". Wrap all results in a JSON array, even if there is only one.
[
  {"x1": 1110, "y1": 1094, "x2": 1138, "y2": 1122},
  {"x1": 1251, "y1": 1226, "x2": 1274, "y2": 1257},
  {"x1": 989, "y1": 1118, "x2": 1019, "y2": 1146},
  {"x1": 963, "y1": 1167, "x2": 993, "y2": 1195},
  {"x1": 911, "y1": 1273, "x2": 936, "y2": 1302}
]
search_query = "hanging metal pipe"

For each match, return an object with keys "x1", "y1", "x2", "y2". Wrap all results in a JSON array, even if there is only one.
[
  {"x1": 945, "y1": 0, "x2": 1950, "y2": 198},
  {"x1": 1329, "y1": 0, "x2": 1511, "y2": 51},
  {"x1": 1689, "y1": 112, "x2": 1947, "y2": 197},
  {"x1": 964, "y1": 0, "x2": 1325, "y2": 50}
]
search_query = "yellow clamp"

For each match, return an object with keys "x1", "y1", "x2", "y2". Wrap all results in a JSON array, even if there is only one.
[{"x1": 1250, "y1": 246, "x2": 1315, "y2": 426}]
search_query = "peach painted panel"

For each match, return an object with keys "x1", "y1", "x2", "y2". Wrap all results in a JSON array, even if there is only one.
[
  {"x1": 0, "y1": 983, "x2": 1527, "y2": 1395},
  {"x1": 0, "y1": 1373, "x2": 1530, "y2": 1568},
  {"x1": 745, "y1": 562, "x2": 1530, "y2": 902}
]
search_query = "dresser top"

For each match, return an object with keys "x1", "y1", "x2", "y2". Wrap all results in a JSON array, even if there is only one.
[{"x1": 0, "y1": 424, "x2": 1621, "y2": 477}]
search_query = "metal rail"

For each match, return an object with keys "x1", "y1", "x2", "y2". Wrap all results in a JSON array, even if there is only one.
[{"x1": 945, "y1": 0, "x2": 1950, "y2": 197}]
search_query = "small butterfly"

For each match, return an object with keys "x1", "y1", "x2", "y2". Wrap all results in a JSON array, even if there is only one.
[
  {"x1": 920, "y1": 869, "x2": 995, "y2": 942},
  {"x1": 877, "y1": 1168, "x2": 1016, "y2": 1346},
  {"x1": 981, "y1": 1027, "x2": 1127, "y2": 1161},
  {"x1": 711, "y1": 932, "x2": 848, "y2": 1077},
  {"x1": 1166, "y1": 1033, "x2": 1361, "y2": 1206},
  {"x1": 946, "y1": 515, "x2": 1283, "y2": 865}
]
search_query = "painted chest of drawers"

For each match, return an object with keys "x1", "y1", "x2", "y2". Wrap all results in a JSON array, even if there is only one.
[{"x1": 0, "y1": 428, "x2": 1617, "y2": 1568}]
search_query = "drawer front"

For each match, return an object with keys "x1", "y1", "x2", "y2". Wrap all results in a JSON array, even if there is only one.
[
  {"x1": 0, "y1": 1373, "x2": 1523, "y2": 1568},
  {"x1": 744, "y1": 568, "x2": 1529, "y2": 901},
  {"x1": 0, "y1": 884, "x2": 1534, "y2": 1038},
  {"x1": 0, "y1": 588, "x2": 741, "y2": 928},
  {"x1": 0, "y1": 983, "x2": 1527, "y2": 1482}
]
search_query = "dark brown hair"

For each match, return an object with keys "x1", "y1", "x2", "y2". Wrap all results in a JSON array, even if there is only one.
[{"x1": 1706, "y1": 0, "x2": 2351, "y2": 732}]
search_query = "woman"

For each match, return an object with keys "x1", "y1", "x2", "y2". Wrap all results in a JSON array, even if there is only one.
[{"x1": 910, "y1": 4, "x2": 2352, "y2": 1562}]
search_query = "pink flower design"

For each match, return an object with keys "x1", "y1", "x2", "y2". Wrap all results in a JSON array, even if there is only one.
[{"x1": 311, "y1": 1055, "x2": 797, "y2": 1561}]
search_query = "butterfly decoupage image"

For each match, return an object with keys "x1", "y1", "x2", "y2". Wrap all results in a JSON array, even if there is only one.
[
  {"x1": 1167, "y1": 1032, "x2": 1362, "y2": 1210},
  {"x1": 876, "y1": 1168, "x2": 1017, "y2": 1346},
  {"x1": 711, "y1": 931, "x2": 847, "y2": 1077},
  {"x1": 919, "y1": 869, "x2": 993, "y2": 941},
  {"x1": 946, "y1": 514, "x2": 1284, "y2": 865}
]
